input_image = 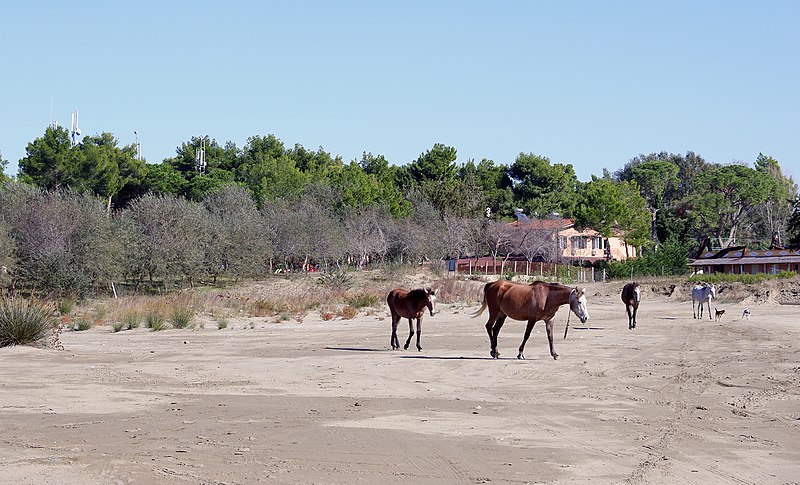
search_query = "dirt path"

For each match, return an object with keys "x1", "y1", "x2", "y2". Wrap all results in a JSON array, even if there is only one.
[{"x1": 1, "y1": 291, "x2": 798, "y2": 484}]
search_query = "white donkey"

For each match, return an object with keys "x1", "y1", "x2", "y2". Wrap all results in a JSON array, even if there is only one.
[{"x1": 692, "y1": 283, "x2": 716, "y2": 320}]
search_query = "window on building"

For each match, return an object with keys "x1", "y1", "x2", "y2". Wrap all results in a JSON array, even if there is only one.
[
  {"x1": 558, "y1": 236, "x2": 567, "y2": 249},
  {"x1": 572, "y1": 237, "x2": 587, "y2": 249}
]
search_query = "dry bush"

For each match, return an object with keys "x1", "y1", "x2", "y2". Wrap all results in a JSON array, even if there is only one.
[
  {"x1": 340, "y1": 305, "x2": 358, "y2": 320},
  {"x1": 435, "y1": 278, "x2": 484, "y2": 305},
  {"x1": 346, "y1": 291, "x2": 382, "y2": 309},
  {"x1": 321, "y1": 311, "x2": 335, "y2": 321}
]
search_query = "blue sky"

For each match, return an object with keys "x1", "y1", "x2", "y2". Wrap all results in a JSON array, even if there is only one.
[{"x1": 1, "y1": 1, "x2": 798, "y2": 181}]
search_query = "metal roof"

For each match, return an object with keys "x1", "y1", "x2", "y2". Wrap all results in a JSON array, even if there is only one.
[{"x1": 688, "y1": 256, "x2": 800, "y2": 266}]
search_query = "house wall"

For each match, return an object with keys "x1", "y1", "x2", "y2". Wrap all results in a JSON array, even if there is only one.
[{"x1": 557, "y1": 227, "x2": 636, "y2": 261}]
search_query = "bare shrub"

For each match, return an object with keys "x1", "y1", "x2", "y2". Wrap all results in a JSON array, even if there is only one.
[
  {"x1": 121, "y1": 194, "x2": 209, "y2": 289},
  {"x1": 436, "y1": 279, "x2": 483, "y2": 305},
  {"x1": 6, "y1": 188, "x2": 120, "y2": 297},
  {"x1": 340, "y1": 305, "x2": 358, "y2": 319},
  {"x1": 203, "y1": 186, "x2": 271, "y2": 281}
]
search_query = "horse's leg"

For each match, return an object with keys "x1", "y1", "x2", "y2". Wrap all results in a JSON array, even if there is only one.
[
  {"x1": 706, "y1": 299, "x2": 712, "y2": 320},
  {"x1": 415, "y1": 316, "x2": 423, "y2": 351},
  {"x1": 517, "y1": 319, "x2": 536, "y2": 359},
  {"x1": 390, "y1": 313, "x2": 400, "y2": 350},
  {"x1": 545, "y1": 318, "x2": 558, "y2": 360},
  {"x1": 632, "y1": 304, "x2": 638, "y2": 328},
  {"x1": 486, "y1": 313, "x2": 506, "y2": 359},
  {"x1": 403, "y1": 318, "x2": 414, "y2": 350},
  {"x1": 693, "y1": 299, "x2": 697, "y2": 319},
  {"x1": 626, "y1": 304, "x2": 633, "y2": 329}
]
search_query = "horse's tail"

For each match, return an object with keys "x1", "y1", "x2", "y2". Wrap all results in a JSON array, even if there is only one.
[{"x1": 471, "y1": 294, "x2": 487, "y2": 318}]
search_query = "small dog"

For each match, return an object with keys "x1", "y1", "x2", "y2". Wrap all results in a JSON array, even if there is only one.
[
  {"x1": 714, "y1": 308, "x2": 725, "y2": 321},
  {"x1": 741, "y1": 308, "x2": 750, "y2": 320}
]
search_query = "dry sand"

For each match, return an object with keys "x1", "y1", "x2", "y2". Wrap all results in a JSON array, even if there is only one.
[{"x1": 1, "y1": 281, "x2": 799, "y2": 484}]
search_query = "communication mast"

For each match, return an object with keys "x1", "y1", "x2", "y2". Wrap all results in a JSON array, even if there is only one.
[
  {"x1": 195, "y1": 137, "x2": 206, "y2": 174},
  {"x1": 70, "y1": 111, "x2": 81, "y2": 146},
  {"x1": 134, "y1": 130, "x2": 142, "y2": 160}
]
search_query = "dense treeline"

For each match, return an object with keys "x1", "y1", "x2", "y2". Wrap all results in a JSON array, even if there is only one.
[{"x1": 0, "y1": 128, "x2": 798, "y2": 297}]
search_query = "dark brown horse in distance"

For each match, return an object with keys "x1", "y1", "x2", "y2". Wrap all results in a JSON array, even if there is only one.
[
  {"x1": 387, "y1": 288, "x2": 437, "y2": 351},
  {"x1": 621, "y1": 282, "x2": 641, "y2": 330},
  {"x1": 472, "y1": 280, "x2": 589, "y2": 360}
]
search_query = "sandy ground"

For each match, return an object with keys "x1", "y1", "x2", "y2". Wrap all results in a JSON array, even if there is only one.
[{"x1": 1, "y1": 283, "x2": 799, "y2": 485}]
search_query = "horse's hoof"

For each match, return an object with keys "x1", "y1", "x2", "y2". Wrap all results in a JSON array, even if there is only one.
[
  {"x1": 552, "y1": 354, "x2": 559, "y2": 360},
  {"x1": 417, "y1": 347, "x2": 422, "y2": 352},
  {"x1": 490, "y1": 349, "x2": 499, "y2": 359},
  {"x1": 517, "y1": 353, "x2": 524, "y2": 360}
]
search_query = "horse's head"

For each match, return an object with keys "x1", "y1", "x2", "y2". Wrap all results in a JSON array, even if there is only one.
[
  {"x1": 570, "y1": 287, "x2": 589, "y2": 323},
  {"x1": 708, "y1": 284, "x2": 717, "y2": 299},
  {"x1": 425, "y1": 287, "x2": 437, "y2": 316},
  {"x1": 633, "y1": 284, "x2": 641, "y2": 303}
]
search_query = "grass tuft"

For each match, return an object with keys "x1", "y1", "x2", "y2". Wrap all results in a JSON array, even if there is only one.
[
  {"x1": 145, "y1": 312, "x2": 167, "y2": 331},
  {"x1": 0, "y1": 298, "x2": 57, "y2": 347},
  {"x1": 170, "y1": 306, "x2": 194, "y2": 329}
]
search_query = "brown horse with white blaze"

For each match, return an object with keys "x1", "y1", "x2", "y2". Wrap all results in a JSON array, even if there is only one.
[
  {"x1": 387, "y1": 287, "x2": 437, "y2": 351},
  {"x1": 473, "y1": 280, "x2": 589, "y2": 360},
  {"x1": 621, "y1": 282, "x2": 641, "y2": 330}
]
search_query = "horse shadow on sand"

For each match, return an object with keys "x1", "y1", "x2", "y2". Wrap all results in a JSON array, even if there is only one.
[{"x1": 324, "y1": 347, "x2": 492, "y2": 360}]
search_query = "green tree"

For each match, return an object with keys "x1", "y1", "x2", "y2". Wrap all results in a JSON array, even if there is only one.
[
  {"x1": 237, "y1": 136, "x2": 310, "y2": 206},
  {"x1": 508, "y1": 153, "x2": 579, "y2": 218},
  {"x1": 460, "y1": 159, "x2": 514, "y2": 218},
  {"x1": 575, "y1": 178, "x2": 650, "y2": 256},
  {"x1": 287, "y1": 144, "x2": 343, "y2": 175},
  {"x1": 142, "y1": 162, "x2": 187, "y2": 196},
  {"x1": 787, "y1": 195, "x2": 800, "y2": 247},
  {"x1": 0, "y1": 150, "x2": 9, "y2": 182},
  {"x1": 408, "y1": 143, "x2": 458, "y2": 183},
  {"x1": 162, "y1": 136, "x2": 238, "y2": 201},
  {"x1": 683, "y1": 164, "x2": 774, "y2": 248},
  {"x1": 628, "y1": 161, "x2": 680, "y2": 247},
  {"x1": 752, "y1": 153, "x2": 797, "y2": 247},
  {"x1": 358, "y1": 152, "x2": 390, "y2": 177},
  {"x1": 18, "y1": 126, "x2": 74, "y2": 189}
]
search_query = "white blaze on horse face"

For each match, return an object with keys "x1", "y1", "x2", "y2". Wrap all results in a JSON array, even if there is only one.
[
  {"x1": 571, "y1": 288, "x2": 589, "y2": 323},
  {"x1": 634, "y1": 286, "x2": 641, "y2": 303},
  {"x1": 428, "y1": 294, "x2": 437, "y2": 316}
]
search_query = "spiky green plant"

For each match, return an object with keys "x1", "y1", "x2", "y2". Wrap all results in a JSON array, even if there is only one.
[
  {"x1": 73, "y1": 318, "x2": 93, "y2": 331},
  {"x1": 170, "y1": 307, "x2": 194, "y2": 329},
  {"x1": 0, "y1": 298, "x2": 56, "y2": 347},
  {"x1": 145, "y1": 312, "x2": 166, "y2": 331},
  {"x1": 122, "y1": 312, "x2": 141, "y2": 330},
  {"x1": 57, "y1": 298, "x2": 75, "y2": 316}
]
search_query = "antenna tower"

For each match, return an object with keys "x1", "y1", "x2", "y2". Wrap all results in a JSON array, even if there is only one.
[
  {"x1": 70, "y1": 111, "x2": 81, "y2": 146},
  {"x1": 134, "y1": 130, "x2": 142, "y2": 160},
  {"x1": 195, "y1": 137, "x2": 206, "y2": 174}
]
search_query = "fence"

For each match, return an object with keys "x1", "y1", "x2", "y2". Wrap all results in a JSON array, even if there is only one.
[{"x1": 449, "y1": 257, "x2": 604, "y2": 283}]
